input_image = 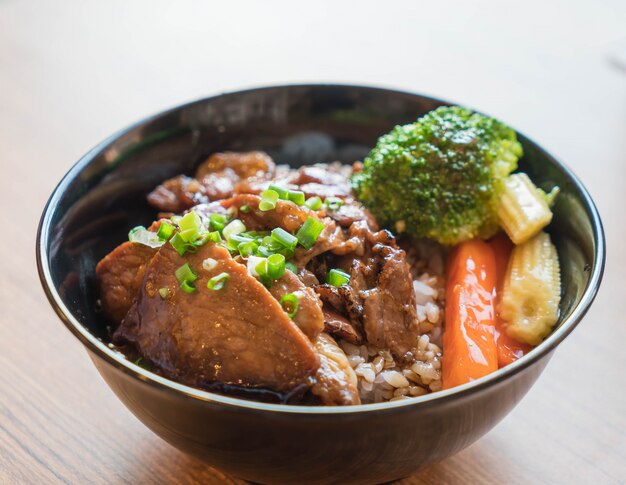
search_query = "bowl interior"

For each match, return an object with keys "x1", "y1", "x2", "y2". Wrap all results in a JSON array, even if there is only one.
[{"x1": 39, "y1": 85, "x2": 602, "y2": 391}]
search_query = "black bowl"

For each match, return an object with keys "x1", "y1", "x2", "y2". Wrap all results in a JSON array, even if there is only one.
[{"x1": 37, "y1": 85, "x2": 605, "y2": 484}]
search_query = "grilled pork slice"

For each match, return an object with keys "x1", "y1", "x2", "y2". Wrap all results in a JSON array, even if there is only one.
[
  {"x1": 113, "y1": 242, "x2": 319, "y2": 393},
  {"x1": 269, "y1": 271, "x2": 324, "y2": 340}
]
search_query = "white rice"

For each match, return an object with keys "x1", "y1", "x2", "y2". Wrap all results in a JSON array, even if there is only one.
[{"x1": 338, "y1": 242, "x2": 446, "y2": 403}]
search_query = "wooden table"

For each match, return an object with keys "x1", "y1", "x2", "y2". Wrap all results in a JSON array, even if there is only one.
[{"x1": 1, "y1": 1, "x2": 624, "y2": 483}]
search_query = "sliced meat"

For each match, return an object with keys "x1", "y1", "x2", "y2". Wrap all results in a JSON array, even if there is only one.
[
  {"x1": 322, "y1": 307, "x2": 363, "y2": 345},
  {"x1": 294, "y1": 219, "x2": 345, "y2": 266},
  {"x1": 314, "y1": 284, "x2": 364, "y2": 330},
  {"x1": 113, "y1": 242, "x2": 319, "y2": 392},
  {"x1": 295, "y1": 165, "x2": 351, "y2": 190},
  {"x1": 96, "y1": 241, "x2": 157, "y2": 324},
  {"x1": 326, "y1": 202, "x2": 379, "y2": 230},
  {"x1": 298, "y1": 183, "x2": 352, "y2": 199},
  {"x1": 361, "y1": 244, "x2": 420, "y2": 359},
  {"x1": 224, "y1": 193, "x2": 317, "y2": 233},
  {"x1": 269, "y1": 271, "x2": 324, "y2": 340},
  {"x1": 310, "y1": 333, "x2": 360, "y2": 406},
  {"x1": 196, "y1": 151, "x2": 275, "y2": 179},
  {"x1": 296, "y1": 268, "x2": 319, "y2": 287},
  {"x1": 147, "y1": 175, "x2": 208, "y2": 213},
  {"x1": 198, "y1": 168, "x2": 238, "y2": 201},
  {"x1": 190, "y1": 200, "x2": 232, "y2": 222}
]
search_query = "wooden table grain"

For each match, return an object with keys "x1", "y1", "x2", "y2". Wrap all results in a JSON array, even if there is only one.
[{"x1": 1, "y1": 1, "x2": 625, "y2": 483}]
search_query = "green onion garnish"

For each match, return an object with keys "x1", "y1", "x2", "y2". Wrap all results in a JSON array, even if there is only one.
[
  {"x1": 295, "y1": 217, "x2": 325, "y2": 250},
  {"x1": 271, "y1": 228, "x2": 298, "y2": 250},
  {"x1": 255, "y1": 258, "x2": 268, "y2": 276},
  {"x1": 175, "y1": 263, "x2": 198, "y2": 284},
  {"x1": 178, "y1": 212, "x2": 203, "y2": 242},
  {"x1": 280, "y1": 293, "x2": 299, "y2": 318},
  {"x1": 180, "y1": 280, "x2": 197, "y2": 293},
  {"x1": 238, "y1": 241, "x2": 258, "y2": 257},
  {"x1": 170, "y1": 215, "x2": 182, "y2": 225},
  {"x1": 208, "y1": 231, "x2": 222, "y2": 243},
  {"x1": 209, "y1": 213, "x2": 228, "y2": 232},
  {"x1": 202, "y1": 258, "x2": 218, "y2": 271},
  {"x1": 304, "y1": 196, "x2": 322, "y2": 210},
  {"x1": 267, "y1": 253, "x2": 286, "y2": 280},
  {"x1": 285, "y1": 262, "x2": 298, "y2": 273},
  {"x1": 327, "y1": 268, "x2": 350, "y2": 287},
  {"x1": 325, "y1": 197, "x2": 344, "y2": 211},
  {"x1": 128, "y1": 226, "x2": 165, "y2": 248},
  {"x1": 259, "y1": 189, "x2": 279, "y2": 211},
  {"x1": 268, "y1": 184, "x2": 289, "y2": 199},
  {"x1": 170, "y1": 233, "x2": 189, "y2": 256},
  {"x1": 207, "y1": 272, "x2": 229, "y2": 290},
  {"x1": 226, "y1": 234, "x2": 254, "y2": 251},
  {"x1": 222, "y1": 219, "x2": 246, "y2": 240},
  {"x1": 287, "y1": 190, "x2": 305, "y2": 206},
  {"x1": 156, "y1": 222, "x2": 175, "y2": 240},
  {"x1": 191, "y1": 231, "x2": 212, "y2": 247},
  {"x1": 256, "y1": 245, "x2": 272, "y2": 258},
  {"x1": 240, "y1": 205, "x2": 251, "y2": 213},
  {"x1": 158, "y1": 287, "x2": 170, "y2": 300}
]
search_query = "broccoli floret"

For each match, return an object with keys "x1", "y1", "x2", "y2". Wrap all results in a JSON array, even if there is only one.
[{"x1": 351, "y1": 106, "x2": 522, "y2": 245}]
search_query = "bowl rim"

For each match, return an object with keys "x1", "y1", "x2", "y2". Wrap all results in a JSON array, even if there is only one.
[{"x1": 36, "y1": 83, "x2": 606, "y2": 415}]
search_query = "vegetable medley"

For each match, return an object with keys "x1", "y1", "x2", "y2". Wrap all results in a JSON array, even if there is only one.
[{"x1": 97, "y1": 106, "x2": 561, "y2": 404}]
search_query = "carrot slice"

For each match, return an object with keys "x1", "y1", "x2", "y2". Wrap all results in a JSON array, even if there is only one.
[
  {"x1": 442, "y1": 239, "x2": 498, "y2": 389},
  {"x1": 489, "y1": 232, "x2": 533, "y2": 367}
]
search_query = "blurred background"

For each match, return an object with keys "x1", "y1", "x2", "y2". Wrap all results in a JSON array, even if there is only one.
[{"x1": 1, "y1": 1, "x2": 624, "y2": 483}]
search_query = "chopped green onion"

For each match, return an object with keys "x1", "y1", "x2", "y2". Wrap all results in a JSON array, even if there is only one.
[
  {"x1": 179, "y1": 228, "x2": 200, "y2": 243},
  {"x1": 191, "y1": 231, "x2": 212, "y2": 247},
  {"x1": 158, "y1": 287, "x2": 170, "y2": 300},
  {"x1": 156, "y1": 222, "x2": 175, "y2": 240},
  {"x1": 325, "y1": 197, "x2": 344, "y2": 211},
  {"x1": 268, "y1": 184, "x2": 289, "y2": 199},
  {"x1": 280, "y1": 293, "x2": 299, "y2": 318},
  {"x1": 207, "y1": 272, "x2": 229, "y2": 290},
  {"x1": 223, "y1": 219, "x2": 246, "y2": 240},
  {"x1": 271, "y1": 228, "x2": 298, "y2": 250},
  {"x1": 226, "y1": 233, "x2": 254, "y2": 251},
  {"x1": 247, "y1": 256, "x2": 266, "y2": 276},
  {"x1": 180, "y1": 280, "x2": 197, "y2": 293},
  {"x1": 259, "y1": 189, "x2": 279, "y2": 211},
  {"x1": 170, "y1": 233, "x2": 189, "y2": 255},
  {"x1": 178, "y1": 212, "x2": 203, "y2": 242},
  {"x1": 255, "y1": 258, "x2": 268, "y2": 276},
  {"x1": 287, "y1": 190, "x2": 305, "y2": 205},
  {"x1": 209, "y1": 213, "x2": 228, "y2": 232},
  {"x1": 134, "y1": 357, "x2": 152, "y2": 370},
  {"x1": 327, "y1": 268, "x2": 350, "y2": 287},
  {"x1": 170, "y1": 215, "x2": 182, "y2": 225},
  {"x1": 285, "y1": 262, "x2": 298, "y2": 273},
  {"x1": 267, "y1": 253, "x2": 286, "y2": 280},
  {"x1": 295, "y1": 217, "x2": 325, "y2": 250},
  {"x1": 304, "y1": 196, "x2": 323, "y2": 210},
  {"x1": 202, "y1": 258, "x2": 218, "y2": 271},
  {"x1": 240, "y1": 204, "x2": 251, "y2": 213},
  {"x1": 238, "y1": 241, "x2": 258, "y2": 257},
  {"x1": 208, "y1": 231, "x2": 222, "y2": 243},
  {"x1": 228, "y1": 234, "x2": 254, "y2": 245},
  {"x1": 175, "y1": 263, "x2": 198, "y2": 284},
  {"x1": 128, "y1": 226, "x2": 165, "y2": 248},
  {"x1": 276, "y1": 247, "x2": 295, "y2": 260},
  {"x1": 256, "y1": 245, "x2": 273, "y2": 258}
]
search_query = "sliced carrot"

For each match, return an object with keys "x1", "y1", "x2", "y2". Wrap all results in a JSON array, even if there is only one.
[
  {"x1": 442, "y1": 239, "x2": 498, "y2": 389},
  {"x1": 489, "y1": 232, "x2": 533, "y2": 367}
]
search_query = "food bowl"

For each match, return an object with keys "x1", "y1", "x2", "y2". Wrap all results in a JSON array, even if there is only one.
[{"x1": 36, "y1": 84, "x2": 605, "y2": 484}]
